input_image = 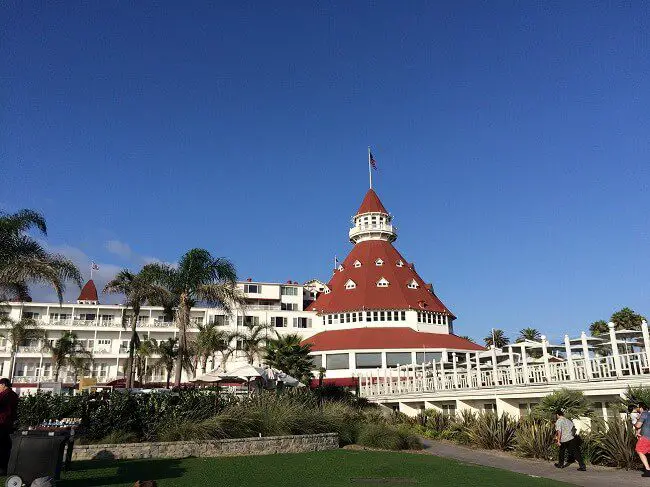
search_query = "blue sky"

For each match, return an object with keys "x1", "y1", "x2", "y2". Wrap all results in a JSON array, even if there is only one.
[{"x1": 2, "y1": 2, "x2": 649, "y2": 343}]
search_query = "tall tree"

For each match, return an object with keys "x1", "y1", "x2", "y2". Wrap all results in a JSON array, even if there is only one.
[
  {"x1": 0, "y1": 209, "x2": 82, "y2": 303},
  {"x1": 145, "y1": 249, "x2": 244, "y2": 386},
  {"x1": 589, "y1": 320, "x2": 609, "y2": 336},
  {"x1": 45, "y1": 331, "x2": 91, "y2": 381},
  {"x1": 133, "y1": 338, "x2": 157, "y2": 385},
  {"x1": 155, "y1": 338, "x2": 178, "y2": 389},
  {"x1": 516, "y1": 327, "x2": 541, "y2": 343},
  {"x1": 103, "y1": 267, "x2": 171, "y2": 388},
  {"x1": 0, "y1": 317, "x2": 46, "y2": 380},
  {"x1": 195, "y1": 322, "x2": 233, "y2": 374},
  {"x1": 265, "y1": 333, "x2": 313, "y2": 384},
  {"x1": 237, "y1": 323, "x2": 272, "y2": 365},
  {"x1": 610, "y1": 307, "x2": 646, "y2": 330},
  {"x1": 483, "y1": 329, "x2": 509, "y2": 348},
  {"x1": 68, "y1": 354, "x2": 93, "y2": 383}
]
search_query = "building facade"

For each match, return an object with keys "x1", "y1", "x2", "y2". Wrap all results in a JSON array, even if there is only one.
[{"x1": 0, "y1": 187, "x2": 483, "y2": 392}]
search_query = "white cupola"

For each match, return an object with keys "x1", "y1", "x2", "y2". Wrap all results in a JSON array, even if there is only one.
[{"x1": 349, "y1": 189, "x2": 397, "y2": 244}]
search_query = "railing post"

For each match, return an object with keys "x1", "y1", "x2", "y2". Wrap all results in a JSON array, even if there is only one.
[
  {"x1": 580, "y1": 331, "x2": 593, "y2": 380},
  {"x1": 431, "y1": 359, "x2": 438, "y2": 390},
  {"x1": 564, "y1": 334, "x2": 576, "y2": 381},
  {"x1": 465, "y1": 352, "x2": 472, "y2": 387},
  {"x1": 452, "y1": 353, "x2": 459, "y2": 388},
  {"x1": 520, "y1": 343, "x2": 529, "y2": 383},
  {"x1": 608, "y1": 322, "x2": 623, "y2": 377},
  {"x1": 507, "y1": 346, "x2": 516, "y2": 384},
  {"x1": 541, "y1": 335, "x2": 552, "y2": 382},
  {"x1": 491, "y1": 346, "x2": 498, "y2": 386},
  {"x1": 439, "y1": 358, "x2": 446, "y2": 389},
  {"x1": 475, "y1": 352, "x2": 482, "y2": 388},
  {"x1": 375, "y1": 368, "x2": 381, "y2": 395},
  {"x1": 411, "y1": 363, "x2": 416, "y2": 391},
  {"x1": 642, "y1": 320, "x2": 650, "y2": 369}
]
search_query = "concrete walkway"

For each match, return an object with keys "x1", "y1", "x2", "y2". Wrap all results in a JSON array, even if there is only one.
[{"x1": 422, "y1": 439, "x2": 648, "y2": 487}]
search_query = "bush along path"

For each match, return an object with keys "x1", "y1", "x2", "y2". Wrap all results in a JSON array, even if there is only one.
[{"x1": 422, "y1": 439, "x2": 647, "y2": 487}]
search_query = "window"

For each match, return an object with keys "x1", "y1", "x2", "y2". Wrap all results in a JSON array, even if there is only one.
[
  {"x1": 23, "y1": 312, "x2": 39, "y2": 319},
  {"x1": 353, "y1": 260, "x2": 362, "y2": 268},
  {"x1": 310, "y1": 354, "x2": 323, "y2": 368},
  {"x1": 281, "y1": 302, "x2": 298, "y2": 311},
  {"x1": 237, "y1": 316, "x2": 260, "y2": 327},
  {"x1": 137, "y1": 315, "x2": 149, "y2": 324},
  {"x1": 386, "y1": 311, "x2": 392, "y2": 321},
  {"x1": 483, "y1": 403, "x2": 496, "y2": 413},
  {"x1": 396, "y1": 260, "x2": 404, "y2": 267},
  {"x1": 244, "y1": 284, "x2": 261, "y2": 294},
  {"x1": 326, "y1": 353, "x2": 350, "y2": 370},
  {"x1": 271, "y1": 316, "x2": 287, "y2": 328},
  {"x1": 210, "y1": 315, "x2": 226, "y2": 326},
  {"x1": 281, "y1": 286, "x2": 298, "y2": 296},
  {"x1": 386, "y1": 352, "x2": 411, "y2": 367},
  {"x1": 324, "y1": 288, "x2": 331, "y2": 294},
  {"x1": 407, "y1": 280, "x2": 418, "y2": 289},
  {"x1": 415, "y1": 352, "x2": 442, "y2": 364},
  {"x1": 327, "y1": 315, "x2": 333, "y2": 325},
  {"x1": 442, "y1": 404, "x2": 457, "y2": 418},
  {"x1": 375, "y1": 258, "x2": 384, "y2": 266},
  {"x1": 50, "y1": 313, "x2": 71, "y2": 321},
  {"x1": 344, "y1": 279, "x2": 356, "y2": 290},
  {"x1": 78, "y1": 313, "x2": 96, "y2": 321},
  {"x1": 379, "y1": 311, "x2": 385, "y2": 321},
  {"x1": 97, "y1": 339, "x2": 111, "y2": 346},
  {"x1": 191, "y1": 316, "x2": 204, "y2": 325},
  {"x1": 401, "y1": 311, "x2": 406, "y2": 320},
  {"x1": 352, "y1": 313, "x2": 357, "y2": 322},
  {"x1": 100, "y1": 315, "x2": 114, "y2": 323},
  {"x1": 293, "y1": 317, "x2": 312, "y2": 328},
  {"x1": 377, "y1": 278, "x2": 389, "y2": 287},
  {"x1": 355, "y1": 353, "x2": 382, "y2": 369},
  {"x1": 373, "y1": 311, "x2": 378, "y2": 321},
  {"x1": 337, "y1": 264, "x2": 344, "y2": 272}
]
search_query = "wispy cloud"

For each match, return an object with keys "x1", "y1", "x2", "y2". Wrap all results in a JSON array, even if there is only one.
[{"x1": 105, "y1": 239, "x2": 133, "y2": 259}]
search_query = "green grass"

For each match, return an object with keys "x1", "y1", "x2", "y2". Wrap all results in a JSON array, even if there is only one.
[{"x1": 41, "y1": 450, "x2": 573, "y2": 487}]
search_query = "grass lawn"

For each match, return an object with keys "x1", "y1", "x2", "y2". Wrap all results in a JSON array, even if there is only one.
[{"x1": 35, "y1": 450, "x2": 574, "y2": 487}]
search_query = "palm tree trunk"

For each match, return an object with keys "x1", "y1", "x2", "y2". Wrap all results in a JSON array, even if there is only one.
[
  {"x1": 166, "y1": 368, "x2": 171, "y2": 389},
  {"x1": 125, "y1": 307, "x2": 139, "y2": 388},
  {"x1": 54, "y1": 365, "x2": 60, "y2": 382},
  {"x1": 174, "y1": 293, "x2": 190, "y2": 387},
  {"x1": 8, "y1": 352, "x2": 16, "y2": 381}
]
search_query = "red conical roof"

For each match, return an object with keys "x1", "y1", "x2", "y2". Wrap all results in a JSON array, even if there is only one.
[
  {"x1": 78, "y1": 280, "x2": 99, "y2": 302},
  {"x1": 306, "y1": 240, "x2": 455, "y2": 316},
  {"x1": 356, "y1": 189, "x2": 388, "y2": 215}
]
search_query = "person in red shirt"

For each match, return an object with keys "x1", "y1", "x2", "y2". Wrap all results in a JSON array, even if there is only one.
[{"x1": 0, "y1": 378, "x2": 18, "y2": 474}]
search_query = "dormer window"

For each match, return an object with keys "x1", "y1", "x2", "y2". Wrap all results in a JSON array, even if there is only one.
[
  {"x1": 377, "y1": 277, "x2": 389, "y2": 287},
  {"x1": 337, "y1": 264, "x2": 344, "y2": 272},
  {"x1": 407, "y1": 279, "x2": 418, "y2": 289},
  {"x1": 396, "y1": 260, "x2": 404, "y2": 267},
  {"x1": 375, "y1": 258, "x2": 384, "y2": 266},
  {"x1": 353, "y1": 260, "x2": 362, "y2": 268},
  {"x1": 344, "y1": 279, "x2": 356, "y2": 290},
  {"x1": 324, "y1": 288, "x2": 331, "y2": 294}
]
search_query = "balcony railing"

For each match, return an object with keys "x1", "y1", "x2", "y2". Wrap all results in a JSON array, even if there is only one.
[
  {"x1": 349, "y1": 223, "x2": 397, "y2": 239},
  {"x1": 360, "y1": 351, "x2": 650, "y2": 398}
]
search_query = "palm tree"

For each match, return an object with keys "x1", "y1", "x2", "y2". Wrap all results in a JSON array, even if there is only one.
[
  {"x1": 265, "y1": 333, "x2": 313, "y2": 384},
  {"x1": 103, "y1": 267, "x2": 172, "y2": 388},
  {"x1": 237, "y1": 323, "x2": 272, "y2": 365},
  {"x1": 134, "y1": 338, "x2": 157, "y2": 385},
  {"x1": 0, "y1": 209, "x2": 82, "y2": 303},
  {"x1": 145, "y1": 249, "x2": 244, "y2": 386},
  {"x1": 484, "y1": 328, "x2": 509, "y2": 348},
  {"x1": 155, "y1": 338, "x2": 178, "y2": 389},
  {"x1": 516, "y1": 327, "x2": 541, "y2": 343},
  {"x1": 195, "y1": 322, "x2": 233, "y2": 374},
  {"x1": 68, "y1": 354, "x2": 93, "y2": 383},
  {"x1": 589, "y1": 320, "x2": 609, "y2": 336},
  {"x1": 45, "y1": 331, "x2": 91, "y2": 382},
  {"x1": 0, "y1": 317, "x2": 46, "y2": 380}
]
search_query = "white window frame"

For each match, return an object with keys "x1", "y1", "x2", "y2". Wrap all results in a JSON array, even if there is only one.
[
  {"x1": 353, "y1": 260, "x2": 362, "y2": 268},
  {"x1": 344, "y1": 279, "x2": 356, "y2": 290},
  {"x1": 377, "y1": 277, "x2": 389, "y2": 287},
  {"x1": 407, "y1": 279, "x2": 418, "y2": 289},
  {"x1": 375, "y1": 258, "x2": 384, "y2": 266}
]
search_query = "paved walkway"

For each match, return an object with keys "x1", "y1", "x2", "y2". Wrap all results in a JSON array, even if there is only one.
[{"x1": 422, "y1": 439, "x2": 648, "y2": 487}]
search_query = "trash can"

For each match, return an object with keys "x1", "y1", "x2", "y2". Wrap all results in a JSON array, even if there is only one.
[{"x1": 5, "y1": 430, "x2": 70, "y2": 487}]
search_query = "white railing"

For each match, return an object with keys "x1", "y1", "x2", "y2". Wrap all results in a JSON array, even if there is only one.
[
  {"x1": 360, "y1": 350, "x2": 650, "y2": 398},
  {"x1": 349, "y1": 223, "x2": 397, "y2": 239},
  {"x1": 17, "y1": 346, "x2": 41, "y2": 353}
]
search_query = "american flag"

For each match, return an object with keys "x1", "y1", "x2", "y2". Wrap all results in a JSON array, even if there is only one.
[
  {"x1": 369, "y1": 151, "x2": 377, "y2": 170},
  {"x1": 91, "y1": 262, "x2": 100, "y2": 271}
]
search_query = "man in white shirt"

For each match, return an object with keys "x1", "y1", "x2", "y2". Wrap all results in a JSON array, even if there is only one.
[{"x1": 554, "y1": 409, "x2": 586, "y2": 471}]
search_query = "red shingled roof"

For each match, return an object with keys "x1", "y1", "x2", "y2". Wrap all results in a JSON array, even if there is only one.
[
  {"x1": 302, "y1": 327, "x2": 483, "y2": 351},
  {"x1": 356, "y1": 189, "x2": 388, "y2": 215},
  {"x1": 306, "y1": 239, "x2": 455, "y2": 316},
  {"x1": 78, "y1": 280, "x2": 98, "y2": 302}
]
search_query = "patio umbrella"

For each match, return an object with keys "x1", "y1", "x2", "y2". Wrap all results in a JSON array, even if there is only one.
[
  {"x1": 191, "y1": 370, "x2": 223, "y2": 383},
  {"x1": 217, "y1": 363, "x2": 263, "y2": 392}
]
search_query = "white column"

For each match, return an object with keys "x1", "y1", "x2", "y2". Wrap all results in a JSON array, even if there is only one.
[
  {"x1": 475, "y1": 352, "x2": 482, "y2": 388},
  {"x1": 452, "y1": 353, "x2": 458, "y2": 388},
  {"x1": 491, "y1": 346, "x2": 498, "y2": 386},
  {"x1": 541, "y1": 335, "x2": 551, "y2": 382},
  {"x1": 465, "y1": 352, "x2": 472, "y2": 388},
  {"x1": 608, "y1": 322, "x2": 622, "y2": 377},
  {"x1": 580, "y1": 332, "x2": 593, "y2": 379},
  {"x1": 411, "y1": 363, "x2": 417, "y2": 392},
  {"x1": 641, "y1": 320, "x2": 650, "y2": 368},
  {"x1": 375, "y1": 368, "x2": 380, "y2": 395},
  {"x1": 521, "y1": 343, "x2": 529, "y2": 383},
  {"x1": 564, "y1": 334, "x2": 576, "y2": 381},
  {"x1": 507, "y1": 346, "x2": 516, "y2": 384}
]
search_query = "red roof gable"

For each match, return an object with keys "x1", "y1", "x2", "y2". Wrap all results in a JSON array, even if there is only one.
[
  {"x1": 356, "y1": 189, "x2": 388, "y2": 215},
  {"x1": 306, "y1": 239, "x2": 454, "y2": 316},
  {"x1": 78, "y1": 280, "x2": 98, "y2": 302},
  {"x1": 302, "y1": 327, "x2": 483, "y2": 351}
]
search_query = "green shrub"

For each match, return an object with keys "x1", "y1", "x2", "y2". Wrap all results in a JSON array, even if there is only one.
[
  {"x1": 466, "y1": 412, "x2": 517, "y2": 451},
  {"x1": 514, "y1": 417, "x2": 557, "y2": 460},
  {"x1": 590, "y1": 417, "x2": 642, "y2": 469},
  {"x1": 532, "y1": 389, "x2": 592, "y2": 421},
  {"x1": 620, "y1": 386, "x2": 650, "y2": 412},
  {"x1": 424, "y1": 410, "x2": 452, "y2": 434},
  {"x1": 321, "y1": 401, "x2": 363, "y2": 445},
  {"x1": 357, "y1": 423, "x2": 423, "y2": 450},
  {"x1": 96, "y1": 430, "x2": 140, "y2": 445}
]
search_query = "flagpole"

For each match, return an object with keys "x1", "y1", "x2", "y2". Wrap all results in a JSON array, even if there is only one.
[
  {"x1": 90, "y1": 262, "x2": 94, "y2": 280},
  {"x1": 368, "y1": 147, "x2": 372, "y2": 189}
]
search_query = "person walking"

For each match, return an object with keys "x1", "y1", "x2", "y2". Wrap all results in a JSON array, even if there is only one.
[
  {"x1": 554, "y1": 409, "x2": 586, "y2": 471},
  {"x1": 0, "y1": 378, "x2": 18, "y2": 474},
  {"x1": 635, "y1": 402, "x2": 650, "y2": 477}
]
